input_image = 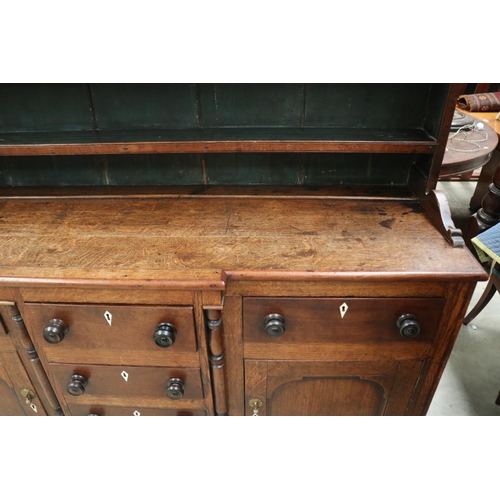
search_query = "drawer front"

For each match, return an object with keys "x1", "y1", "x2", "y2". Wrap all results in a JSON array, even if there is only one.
[
  {"x1": 243, "y1": 297, "x2": 445, "y2": 344},
  {"x1": 24, "y1": 303, "x2": 197, "y2": 356},
  {"x1": 68, "y1": 404, "x2": 206, "y2": 416},
  {"x1": 50, "y1": 364, "x2": 204, "y2": 403}
]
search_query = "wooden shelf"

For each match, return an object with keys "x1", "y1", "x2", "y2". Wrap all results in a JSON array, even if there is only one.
[
  {"x1": 0, "y1": 196, "x2": 485, "y2": 288},
  {"x1": 0, "y1": 127, "x2": 438, "y2": 155},
  {"x1": 0, "y1": 184, "x2": 417, "y2": 200}
]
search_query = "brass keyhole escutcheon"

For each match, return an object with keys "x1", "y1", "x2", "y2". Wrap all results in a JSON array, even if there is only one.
[
  {"x1": 20, "y1": 388, "x2": 38, "y2": 412},
  {"x1": 249, "y1": 398, "x2": 263, "y2": 416},
  {"x1": 20, "y1": 388, "x2": 34, "y2": 405}
]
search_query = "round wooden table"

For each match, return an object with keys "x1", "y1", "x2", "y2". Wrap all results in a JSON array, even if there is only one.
[{"x1": 440, "y1": 118, "x2": 498, "y2": 178}]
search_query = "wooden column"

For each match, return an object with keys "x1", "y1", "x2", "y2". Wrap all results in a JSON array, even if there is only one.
[{"x1": 205, "y1": 310, "x2": 228, "y2": 416}]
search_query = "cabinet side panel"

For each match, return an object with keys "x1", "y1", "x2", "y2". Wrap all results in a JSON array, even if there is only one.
[{"x1": 408, "y1": 282, "x2": 477, "y2": 415}]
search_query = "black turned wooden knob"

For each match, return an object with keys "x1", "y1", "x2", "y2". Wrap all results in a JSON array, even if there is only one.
[
  {"x1": 397, "y1": 314, "x2": 421, "y2": 338},
  {"x1": 153, "y1": 322, "x2": 177, "y2": 348},
  {"x1": 43, "y1": 319, "x2": 69, "y2": 344},
  {"x1": 264, "y1": 313, "x2": 285, "y2": 338},
  {"x1": 166, "y1": 378, "x2": 185, "y2": 399},
  {"x1": 67, "y1": 374, "x2": 88, "y2": 396}
]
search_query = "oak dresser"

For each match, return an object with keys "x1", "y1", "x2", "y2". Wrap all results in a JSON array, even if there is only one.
[{"x1": 0, "y1": 84, "x2": 487, "y2": 416}]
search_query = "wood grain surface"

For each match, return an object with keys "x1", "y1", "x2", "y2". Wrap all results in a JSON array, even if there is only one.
[
  {"x1": 243, "y1": 297, "x2": 444, "y2": 344},
  {"x1": 24, "y1": 303, "x2": 198, "y2": 355},
  {"x1": 50, "y1": 363, "x2": 204, "y2": 405},
  {"x1": 0, "y1": 197, "x2": 486, "y2": 287},
  {"x1": 68, "y1": 404, "x2": 206, "y2": 416},
  {"x1": 244, "y1": 359, "x2": 423, "y2": 416}
]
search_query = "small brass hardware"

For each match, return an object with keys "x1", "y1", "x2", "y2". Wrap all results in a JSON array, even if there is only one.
[
  {"x1": 20, "y1": 388, "x2": 34, "y2": 405},
  {"x1": 20, "y1": 388, "x2": 38, "y2": 413},
  {"x1": 249, "y1": 398, "x2": 263, "y2": 416}
]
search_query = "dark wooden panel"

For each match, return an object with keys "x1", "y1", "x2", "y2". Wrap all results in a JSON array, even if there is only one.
[
  {"x1": 24, "y1": 303, "x2": 198, "y2": 360},
  {"x1": 200, "y1": 84, "x2": 303, "y2": 127},
  {"x1": 244, "y1": 341, "x2": 430, "y2": 361},
  {"x1": 2, "y1": 153, "x2": 421, "y2": 188},
  {"x1": 1, "y1": 155, "x2": 105, "y2": 187},
  {"x1": 244, "y1": 359, "x2": 422, "y2": 416},
  {"x1": 50, "y1": 363, "x2": 204, "y2": 402},
  {"x1": 0, "y1": 128, "x2": 437, "y2": 155},
  {"x1": 105, "y1": 154, "x2": 203, "y2": 185},
  {"x1": 223, "y1": 296, "x2": 245, "y2": 416},
  {"x1": 44, "y1": 349, "x2": 200, "y2": 368},
  {"x1": 269, "y1": 377, "x2": 387, "y2": 416},
  {"x1": 227, "y1": 279, "x2": 446, "y2": 298},
  {"x1": 0, "y1": 352, "x2": 28, "y2": 415},
  {"x1": 0, "y1": 184, "x2": 417, "y2": 200},
  {"x1": 19, "y1": 287, "x2": 194, "y2": 305},
  {"x1": 243, "y1": 297, "x2": 444, "y2": 344},
  {"x1": 0, "y1": 84, "x2": 94, "y2": 132},
  {"x1": 204, "y1": 153, "x2": 300, "y2": 185},
  {"x1": 304, "y1": 83, "x2": 433, "y2": 129},
  {"x1": 0, "y1": 376, "x2": 27, "y2": 415},
  {"x1": 384, "y1": 360, "x2": 423, "y2": 415},
  {"x1": 303, "y1": 153, "x2": 413, "y2": 186},
  {"x1": 423, "y1": 84, "x2": 451, "y2": 139},
  {"x1": 90, "y1": 84, "x2": 199, "y2": 130},
  {"x1": 0, "y1": 350, "x2": 48, "y2": 416},
  {"x1": 1, "y1": 154, "x2": 203, "y2": 187},
  {"x1": 68, "y1": 404, "x2": 205, "y2": 416},
  {"x1": 264, "y1": 360, "x2": 419, "y2": 416},
  {"x1": 244, "y1": 360, "x2": 268, "y2": 415}
]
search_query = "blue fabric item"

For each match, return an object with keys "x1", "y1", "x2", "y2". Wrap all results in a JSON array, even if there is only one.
[{"x1": 472, "y1": 223, "x2": 500, "y2": 264}]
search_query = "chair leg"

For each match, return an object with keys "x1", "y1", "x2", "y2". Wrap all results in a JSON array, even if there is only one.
[{"x1": 463, "y1": 277, "x2": 498, "y2": 325}]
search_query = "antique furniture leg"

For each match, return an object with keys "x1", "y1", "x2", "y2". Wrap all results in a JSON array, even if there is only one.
[
  {"x1": 463, "y1": 263, "x2": 500, "y2": 325},
  {"x1": 465, "y1": 161, "x2": 500, "y2": 247},
  {"x1": 469, "y1": 146, "x2": 500, "y2": 211}
]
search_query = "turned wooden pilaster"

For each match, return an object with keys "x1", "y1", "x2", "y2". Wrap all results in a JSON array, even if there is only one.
[
  {"x1": 0, "y1": 303, "x2": 64, "y2": 416},
  {"x1": 205, "y1": 309, "x2": 228, "y2": 416},
  {"x1": 466, "y1": 161, "x2": 500, "y2": 246}
]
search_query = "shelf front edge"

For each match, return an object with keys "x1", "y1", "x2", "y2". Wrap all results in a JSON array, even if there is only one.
[{"x1": 0, "y1": 140, "x2": 438, "y2": 156}]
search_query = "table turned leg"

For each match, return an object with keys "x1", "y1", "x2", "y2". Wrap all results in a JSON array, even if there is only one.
[
  {"x1": 465, "y1": 160, "x2": 500, "y2": 246},
  {"x1": 470, "y1": 147, "x2": 500, "y2": 211}
]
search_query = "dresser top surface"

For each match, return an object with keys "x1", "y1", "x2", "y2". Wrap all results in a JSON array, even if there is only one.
[{"x1": 0, "y1": 196, "x2": 485, "y2": 286}]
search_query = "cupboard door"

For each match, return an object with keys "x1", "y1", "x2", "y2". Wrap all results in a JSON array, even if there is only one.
[
  {"x1": 0, "y1": 349, "x2": 47, "y2": 416},
  {"x1": 245, "y1": 359, "x2": 423, "y2": 416},
  {"x1": 0, "y1": 352, "x2": 27, "y2": 416}
]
